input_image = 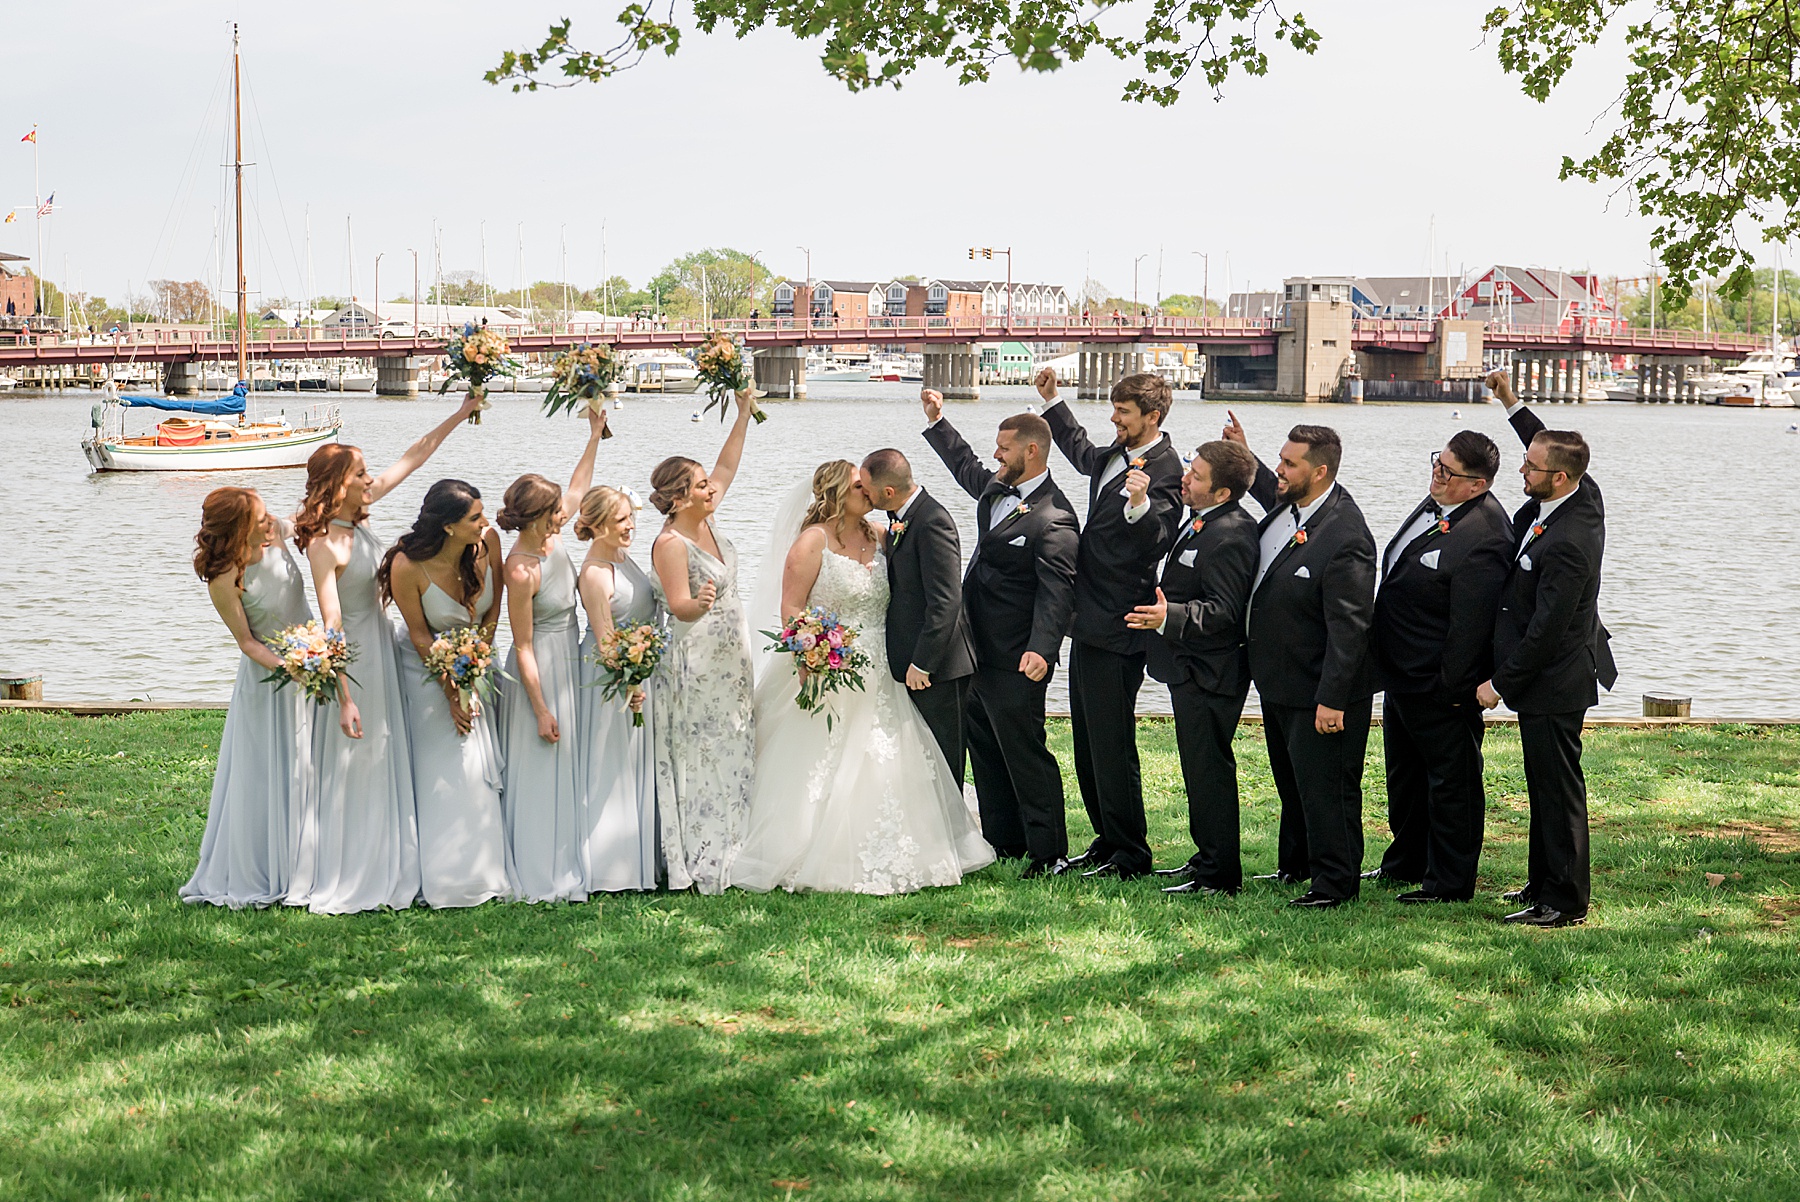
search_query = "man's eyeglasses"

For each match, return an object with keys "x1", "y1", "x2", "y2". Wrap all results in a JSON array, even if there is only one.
[
  {"x1": 1519, "y1": 457, "x2": 1557, "y2": 477},
  {"x1": 1430, "y1": 451, "x2": 1486, "y2": 482}
]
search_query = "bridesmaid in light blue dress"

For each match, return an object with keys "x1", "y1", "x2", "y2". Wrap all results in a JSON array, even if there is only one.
[
  {"x1": 383, "y1": 479, "x2": 514, "y2": 909},
  {"x1": 183, "y1": 487, "x2": 315, "y2": 909},
  {"x1": 574, "y1": 485, "x2": 661, "y2": 893},
  {"x1": 648, "y1": 390, "x2": 758, "y2": 895},
  {"x1": 294, "y1": 394, "x2": 481, "y2": 914},
  {"x1": 498, "y1": 410, "x2": 608, "y2": 902}
]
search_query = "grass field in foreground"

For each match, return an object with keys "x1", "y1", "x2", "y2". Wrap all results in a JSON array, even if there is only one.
[{"x1": 1, "y1": 712, "x2": 1798, "y2": 1202}]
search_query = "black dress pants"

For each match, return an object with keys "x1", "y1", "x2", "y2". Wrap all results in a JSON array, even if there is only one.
[
  {"x1": 1518, "y1": 708, "x2": 1590, "y2": 915},
  {"x1": 1168, "y1": 679, "x2": 1248, "y2": 891},
  {"x1": 965, "y1": 665, "x2": 1067, "y2": 864},
  {"x1": 1261, "y1": 697, "x2": 1372, "y2": 900},
  {"x1": 907, "y1": 674, "x2": 971, "y2": 788},
  {"x1": 1069, "y1": 641, "x2": 1152, "y2": 874},
  {"x1": 1378, "y1": 689, "x2": 1488, "y2": 899}
]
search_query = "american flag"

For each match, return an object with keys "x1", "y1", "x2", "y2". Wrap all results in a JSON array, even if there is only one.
[{"x1": 36, "y1": 193, "x2": 54, "y2": 216}]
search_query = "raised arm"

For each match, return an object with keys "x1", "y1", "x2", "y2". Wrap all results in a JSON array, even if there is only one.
[
  {"x1": 206, "y1": 576, "x2": 285, "y2": 672},
  {"x1": 708, "y1": 391, "x2": 757, "y2": 504},
  {"x1": 369, "y1": 392, "x2": 482, "y2": 504},
  {"x1": 1221, "y1": 410, "x2": 1281, "y2": 514},
  {"x1": 921, "y1": 418, "x2": 996, "y2": 502},
  {"x1": 559, "y1": 409, "x2": 609, "y2": 522},
  {"x1": 1036, "y1": 369, "x2": 1106, "y2": 477}
]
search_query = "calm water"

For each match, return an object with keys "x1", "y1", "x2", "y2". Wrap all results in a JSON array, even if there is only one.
[{"x1": 5, "y1": 385, "x2": 1798, "y2": 717}]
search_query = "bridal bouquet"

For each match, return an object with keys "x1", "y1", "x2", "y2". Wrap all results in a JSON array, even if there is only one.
[
  {"x1": 587, "y1": 622, "x2": 667, "y2": 727},
  {"x1": 439, "y1": 321, "x2": 518, "y2": 424},
  {"x1": 541, "y1": 343, "x2": 620, "y2": 433},
  {"x1": 261, "y1": 620, "x2": 359, "y2": 705},
  {"x1": 762, "y1": 606, "x2": 869, "y2": 729},
  {"x1": 422, "y1": 625, "x2": 499, "y2": 715},
  {"x1": 694, "y1": 331, "x2": 765, "y2": 423}
]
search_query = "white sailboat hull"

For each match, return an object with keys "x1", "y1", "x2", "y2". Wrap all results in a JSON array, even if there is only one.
[{"x1": 82, "y1": 424, "x2": 340, "y2": 472}]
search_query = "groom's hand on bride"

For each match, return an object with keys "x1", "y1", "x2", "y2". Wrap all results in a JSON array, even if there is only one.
[
  {"x1": 1019, "y1": 652, "x2": 1048, "y2": 682},
  {"x1": 1125, "y1": 588, "x2": 1167, "y2": 631},
  {"x1": 920, "y1": 388, "x2": 943, "y2": 423},
  {"x1": 906, "y1": 665, "x2": 931, "y2": 690}
]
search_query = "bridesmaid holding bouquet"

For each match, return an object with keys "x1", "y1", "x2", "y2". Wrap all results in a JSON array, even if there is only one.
[
  {"x1": 381, "y1": 479, "x2": 514, "y2": 908},
  {"x1": 574, "y1": 484, "x2": 661, "y2": 893},
  {"x1": 183, "y1": 487, "x2": 314, "y2": 909},
  {"x1": 498, "y1": 409, "x2": 608, "y2": 902},
  {"x1": 293, "y1": 392, "x2": 482, "y2": 914}
]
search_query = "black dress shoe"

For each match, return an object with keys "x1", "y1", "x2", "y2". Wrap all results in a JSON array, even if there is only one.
[
  {"x1": 1501, "y1": 887, "x2": 1536, "y2": 905},
  {"x1": 1362, "y1": 868, "x2": 1418, "y2": 882},
  {"x1": 1080, "y1": 861, "x2": 1147, "y2": 881},
  {"x1": 1253, "y1": 871, "x2": 1307, "y2": 885},
  {"x1": 1503, "y1": 904, "x2": 1585, "y2": 928},
  {"x1": 1288, "y1": 890, "x2": 1343, "y2": 909},
  {"x1": 1153, "y1": 864, "x2": 1198, "y2": 878},
  {"x1": 1022, "y1": 857, "x2": 1070, "y2": 879},
  {"x1": 1064, "y1": 849, "x2": 1103, "y2": 868},
  {"x1": 1395, "y1": 889, "x2": 1457, "y2": 905},
  {"x1": 1163, "y1": 880, "x2": 1234, "y2": 896}
]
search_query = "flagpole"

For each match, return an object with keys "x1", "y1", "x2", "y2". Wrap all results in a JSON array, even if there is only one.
[{"x1": 31, "y1": 125, "x2": 42, "y2": 319}]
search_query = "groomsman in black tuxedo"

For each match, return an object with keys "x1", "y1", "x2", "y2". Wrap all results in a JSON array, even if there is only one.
[
  {"x1": 1034, "y1": 368, "x2": 1185, "y2": 880},
  {"x1": 921, "y1": 389, "x2": 1080, "y2": 877},
  {"x1": 1223, "y1": 414, "x2": 1377, "y2": 908},
  {"x1": 1368, "y1": 429, "x2": 1515, "y2": 903},
  {"x1": 860, "y1": 448, "x2": 977, "y2": 784},
  {"x1": 1477, "y1": 371, "x2": 1616, "y2": 928},
  {"x1": 1124, "y1": 439, "x2": 1261, "y2": 895}
]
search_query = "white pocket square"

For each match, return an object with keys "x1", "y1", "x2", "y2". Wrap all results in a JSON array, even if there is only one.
[
  {"x1": 1179, "y1": 549, "x2": 1198, "y2": 567},
  {"x1": 1008, "y1": 535, "x2": 1027, "y2": 547},
  {"x1": 1519, "y1": 554, "x2": 1534, "y2": 572},
  {"x1": 1293, "y1": 565, "x2": 1311, "y2": 579},
  {"x1": 1419, "y1": 549, "x2": 1441, "y2": 570}
]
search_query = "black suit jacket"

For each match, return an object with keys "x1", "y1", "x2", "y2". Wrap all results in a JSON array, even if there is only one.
[
  {"x1": 1042, "y1": 400, "x2": 1185, "y2": 654},
  {"x1": 1244, "y1": 468, "x2": 1378, "y2": 711},
  {"x1": 1373, "y1": 490, "x2": 1515, "y2": 696},
  {"x1": 882, "y1": 488, "x2": 976, "y2": 683},
  {"x1": 1492, "y1": 404, "x2": 1617, "y2": 712},
  {"x1": 1145, "y1": 499, "x2": 1258, "y2": 695},
  {"x1": 923, "y1": 419, "x2": 1080, "y2": 670}
]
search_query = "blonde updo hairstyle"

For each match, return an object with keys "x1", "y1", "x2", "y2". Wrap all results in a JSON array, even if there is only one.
[
  {"x1": 496, "y1": 473, "x2": 562, "y2": 532},
  {"x1": 574, "y1": 485, "x2": 632, "y2": 542},
  {"x1": 803, "y1": 459, "x2": 875, "y2": 543},
  {"x1": 649, "y1": 456, "x2": 703, "y2": 516}
]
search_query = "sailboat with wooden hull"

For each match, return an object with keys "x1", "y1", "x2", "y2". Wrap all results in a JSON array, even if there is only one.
[{"x1": 80, "y1": 25, "x2": 340, "y2": 473}]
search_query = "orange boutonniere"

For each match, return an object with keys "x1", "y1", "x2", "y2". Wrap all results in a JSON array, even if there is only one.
[
  {"x1": 1190, "y1": 517, "x2": 1205, "y2": 534},
  {"x1": 1286, "y1": 527, "x2": 1308, "y2": 550},
  {"x1": 1425, "y1": 517, "x2": 1451, "y2": 538},
  {"x1": 1531, "y1": 522, "x2": 1546, "y2": 538},
  {"x1": 1130, "y1": 456, "x2": 1146, "y2": 470},
  {"x1": 889, "y1": 520, "x2": 908, "y2": 545},
  {"x1": 1011, "y1": 502, "x2": 1032, "y2": 520}
]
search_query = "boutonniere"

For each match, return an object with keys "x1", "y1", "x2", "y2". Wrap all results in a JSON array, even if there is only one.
[
  {"x1": 1009, "y1": 502, "x2": 1032, "y2": 521},
  {"x1": 1190, "y1": 517, "x2": 1205, "y2": 534},
  {"x1": 1130, "y1": 456, "x2": 1146, "y2": 470},
  {"x1": 888, "y1": 520, "x2": 908, "y2": 544},
  {"x1": 1425, "y1": 517, "x2": 1451, "y2": 538},
  {"x1": 1286, "y1": 527, "x2": 1308, "y2": 549},
  {"x1": 1530, "y1": 522, "x2": 1546, "y2": 538}
]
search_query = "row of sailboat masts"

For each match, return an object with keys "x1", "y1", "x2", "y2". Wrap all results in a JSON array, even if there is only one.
[{"x1": 232, "y1": 23, "x2": 248, "y2": 391}]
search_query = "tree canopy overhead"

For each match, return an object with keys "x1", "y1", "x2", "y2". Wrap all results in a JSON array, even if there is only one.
[{"x1": 489, "y1": 2, "x2": 1800, "y2": 303}]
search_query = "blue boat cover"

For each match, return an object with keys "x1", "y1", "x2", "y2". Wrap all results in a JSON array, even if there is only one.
[{"x1": 117, "y1": 381, "x2": 248, "y2": 416}]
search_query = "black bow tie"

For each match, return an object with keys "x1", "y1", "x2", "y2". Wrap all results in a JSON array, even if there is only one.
[
  {"x1": 985, "y1": 482, "x2": 1021, "y2": 500},
  {"x1": 1424, "y1": 498, "x2": 1443, "y2": 517}
]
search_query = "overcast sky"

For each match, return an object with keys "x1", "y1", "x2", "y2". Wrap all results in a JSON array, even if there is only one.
[{"x1": 6, "y1": 0, "x2": 1668, "y2": 307}]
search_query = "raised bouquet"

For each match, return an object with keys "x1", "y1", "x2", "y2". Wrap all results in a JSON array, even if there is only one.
[
  {"x1": 542, "y1": 343, "x2": 621, "y2": 434},
  {"x1": 762, "y1": 606, "x2": 869, "y2": 730},
  {"x1": 694, "y1": 331, "x2": 765, "y2": 423},
  {"x1": 439, "y1": 321, "x2": 518, "y2": 424},
  {"x1": 261, "y1": 620, "x2": 359, "y2": 706},
  {"x1": 422, "y1": 625, "x2": 499, "y2": 716},
  {"x1": 587, "y1": 622, "x2": 667, "y2": 727}
]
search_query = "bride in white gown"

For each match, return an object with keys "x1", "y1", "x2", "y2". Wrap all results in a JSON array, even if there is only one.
[{"x1": 731, "y1": 460, "x2": 995, "y2": 894}]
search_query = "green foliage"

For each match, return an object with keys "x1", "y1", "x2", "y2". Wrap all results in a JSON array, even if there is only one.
[
  {"x1": 3, "y1": 711, "x2": 1800, "y2": 1198},
  {"x1": 1618, "y1": 268, "x2": 1800, "y2": 335},
  {"x1": 1155, "y1": 292, "x2": 1221, "y2": 318},
  {"x1": 644, "y1": 247, "x2": 772, "y2": 319}
]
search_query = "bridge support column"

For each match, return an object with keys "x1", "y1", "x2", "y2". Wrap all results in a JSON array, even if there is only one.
[
  {"x1": 163, "y1": 361, "x2": 202, "y2": 397},
  {"x1": 1636, "y1": 360, "x2": 1649, "y2": 401},
  {"x1": 1674, "y1": 360, "x2": 1688, "y2": 403},
  {"x1": 1077, "y1": 344, "x2": 1111, "y2": 400},
  {"x1": 1574, "y1": 354, "x2": 1588, "y2": 402},
  {"x1": 1510, "y1": 355, "x2": 1525, "y2": 401},
  {"x1": 376, "y1": 357, "x2": 420, "y2": 397},
  {"x1": 924, "y1": 345, "x2": 979, "y2": 401},
  {"x1": 753, "y1": 345, "x2": 806, "y2": 399},
  {"x1": 1556, "y1": 357, "x2": 1573, "y2": 402}
]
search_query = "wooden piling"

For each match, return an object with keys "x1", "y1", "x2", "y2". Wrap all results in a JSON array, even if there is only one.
[
  {"x1": 1643, "y1": 692, "x2": 1693, "y2": 718},
  {"x1": 1, "y1": 673, "x2": 44, "y2": 701}
]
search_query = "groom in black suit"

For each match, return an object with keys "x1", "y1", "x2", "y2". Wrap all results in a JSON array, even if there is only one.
[
  {"x1": 859, "y1": 447, "x2": 977, "y2": 784},
  {"x1": 922, "y1": 390, "x2": 1080, "y2": 877},
  {"x1": 1225, "y1": 415, "x2": 1378, "y2": 908},
  {"x1": 1036, "y1": 368, "x2": 1185, "y2": 880}
]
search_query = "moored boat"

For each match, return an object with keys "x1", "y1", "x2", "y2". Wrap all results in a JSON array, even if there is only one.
[{"x1": 82, "y1": 385, "x2": 341, "y2": 472}]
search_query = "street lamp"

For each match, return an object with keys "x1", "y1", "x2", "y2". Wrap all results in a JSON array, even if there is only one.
[
  {"x1": 408, "y1": 248, "x2": 419, "y2": 338},
  {"x1": 1133, "y1": 254, "x2": 1148, "y2": 313},
  {"x1": 374, "y1": 252, "x2": 384, "y2": 335},
  {"x1": 1190, "y1": 251, "x2": 1209, "y2": 322},
  {"x1": 796, "y1": 245, "x2": 811, "y2": 323}
]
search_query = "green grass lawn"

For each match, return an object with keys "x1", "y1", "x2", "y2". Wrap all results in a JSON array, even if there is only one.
[{"x1": 2, "y1": 712, "x2": 1798, "y2": 1201}]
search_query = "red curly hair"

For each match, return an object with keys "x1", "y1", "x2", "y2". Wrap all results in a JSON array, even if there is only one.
[
  {"x1": 293, "y1": 443, "x2": 363, "y2": 550},
  {"x1": 193, "y1": 487, "x2": 265, "y2": 588}
]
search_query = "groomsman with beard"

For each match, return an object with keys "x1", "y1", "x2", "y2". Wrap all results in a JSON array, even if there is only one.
[
  {"x1": 921, "y1": 389, "x2": 1081, "y2": 877},
  {"x1": 1123, "y1": 439, "x2": 1261, "y2": 895},
  {"x1": 858, "y1": 448, "x2": 977, "y2": 784},
  {"x1": 1223, "y1": 414, "x2": 1377, "y2": 908},
  {"x1": 1034, "y1": 368, "x2": 1185, "y2": 880},
  {"x1": 1367, "y1": 429, "x2": 1515, "y2": 903},
  {"x1": 1477, "y1": 370, "x2": 1616, "y2": 928}
]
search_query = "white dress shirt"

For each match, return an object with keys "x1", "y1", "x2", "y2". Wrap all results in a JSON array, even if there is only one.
[
  {"x1": 989, "y1": 467, "x2": 1050, "y2": 528},
  {"x1": 1253, "y1": 482, "x2": 1335, "y2": 592},
  {"x1": 1112, "y1": 435, "x2": 1166, "y2": 525},
  {"x1": 1518, "y1": 490, "x2": 1571, "y2": 557},
  {"x1": 890, "y1": 486, "x2": 923, "y2": 523},
  {"x1": 1387, "y1": 499, "x2": 1466, "y2": 573}
]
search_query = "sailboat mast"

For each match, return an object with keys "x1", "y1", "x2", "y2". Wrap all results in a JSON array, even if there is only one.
[{"x1": 232, "y1": 25, "x2": 248, "y2": 387}]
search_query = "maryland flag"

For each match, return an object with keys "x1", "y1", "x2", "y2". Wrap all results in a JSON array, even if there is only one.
[{"x1": 20, "y1": 129, "x2": 36, "y2": 144}]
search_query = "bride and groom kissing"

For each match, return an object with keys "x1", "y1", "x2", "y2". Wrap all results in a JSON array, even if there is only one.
[{"x1": 732, "y1": 387, "x2": 1088, "y2": 893}]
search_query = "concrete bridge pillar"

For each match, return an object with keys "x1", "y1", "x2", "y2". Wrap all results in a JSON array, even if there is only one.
[
  {"x1": 1575, "y1": 354, "x2": 1588, "y2": 402},
  {"x1": 753, "y1": 345, "x2": 806, "y2": 399},
  {"x1": 924, "y1": 345, "x2": 979, "y2": 401},
  {"x1": 1078, "y1": 344, "x2": 1114, "y2": 400},
  {"x1": 163, "y1": 360, "x2": 202, "y2": 397},
  {"x1": 1636, "y1": 359, "x2": 1649, "y2": 401},
  {"x1": 1510, "y1": 355, "x2": 1525, "y2": 402},
  {"x1": 376, "y1": 356, "x2": 420, "y2": 397}
]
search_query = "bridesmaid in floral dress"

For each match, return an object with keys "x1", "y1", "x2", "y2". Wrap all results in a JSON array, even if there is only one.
[
  {"x1": 293, "y1": 392, "x2": 481, "y2": 914},
  {"x1": 648, "y1": 389, "x2": 758, "y2": 894},
  {"x1": 497, "y1": 409, "x2": 608, "y2": 902},
  {"x1": 183, "y1": 487, "x2": 314, "y2": 909}
]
